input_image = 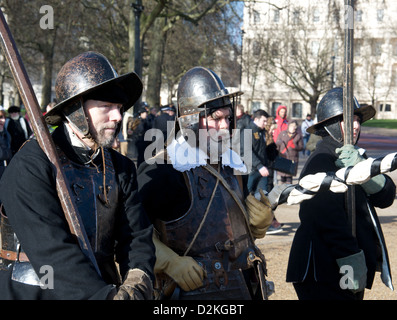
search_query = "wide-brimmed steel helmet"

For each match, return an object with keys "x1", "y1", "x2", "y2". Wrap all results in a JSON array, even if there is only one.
[
  {"x1": 307, "y1": 87, "x2": 375, "y2": 142},
  {"x1": 176, "y1": 66, "x2": 243, "y2": 138},
  {"x1": 45, "y1": 51, "x2": 142, "y2": 135}
]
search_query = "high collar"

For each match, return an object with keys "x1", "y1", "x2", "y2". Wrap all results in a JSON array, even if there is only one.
[{"x1": 166, "y1": 135, "x2": 247, "y2": 174}]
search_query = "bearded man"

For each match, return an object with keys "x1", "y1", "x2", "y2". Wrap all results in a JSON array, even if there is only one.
[
  {"x1": 137, "y1": 67, "x2": 276, "y2": 300},
  {"x1": 0, "y1": 51, "x2": 155, "y2": 299}
]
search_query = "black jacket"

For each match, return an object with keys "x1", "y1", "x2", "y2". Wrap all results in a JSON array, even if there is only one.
[
  {"x1": 0, "y1": 125, "x2": 155, "y2": 299},
  {"x1": 286, "y1": 136, "x2": 395, "y2": 289},
  {"x1": 246, "y1": 121, "x2": 267, "y2": 172}
]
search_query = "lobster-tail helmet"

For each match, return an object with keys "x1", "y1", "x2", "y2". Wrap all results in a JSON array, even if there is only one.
[
  {"x1": 307, "y1": 87, "x2": 375, "y2": 143},
  {"x1": 45, "y1": 51, "x2": 142, "y2": 136},
  {"x1": 176, "y1": 67, "x2": 243, "y2": 139}
]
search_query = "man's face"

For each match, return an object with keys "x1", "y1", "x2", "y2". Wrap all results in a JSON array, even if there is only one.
[
  {"x1": 10, "y1": 111, "x2": 19, "y2": 121},
  {"x1": 198, "y1": 107, "x2": 231, "y2": 158},
  {"x1": 278, "y1": 108, "x2": 286, "y2": 118},
  {"x1": 84, "y1": 99, "x2": 123, "y2": 148},
  {"x1": 340, "y1": 115, "x2": 361, "y2": 144},
  {"x1": 254, "y1": 115, "x2": 267, "y2": 130}
]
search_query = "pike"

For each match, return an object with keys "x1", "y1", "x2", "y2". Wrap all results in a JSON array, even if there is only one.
[
  {"x1": 0, "y1": 10, "x2": 101, "y2": 275},
  {"x1": 343, "y1": 0, "x2": 356, "y2": 237}
]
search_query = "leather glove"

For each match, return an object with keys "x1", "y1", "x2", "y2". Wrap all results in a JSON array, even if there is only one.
[
  {"x1": 336, "y1": 250, "x2": 367, "y2": 293},
  {"x1": 113, "y1": 268, "x2": 153, "y2": 300},
  {"x1": 362, "y1": 174, "x2": 386, "y2": 195},
  {"x1": 335, "y1": 144, "x2": 364, "y2": 168},
  {"x1": 152, "y1": 234, "x2": 206, "y2": 291},
  {"x1": 245, "y1": 189, "x2": 273, "y2": 239}
]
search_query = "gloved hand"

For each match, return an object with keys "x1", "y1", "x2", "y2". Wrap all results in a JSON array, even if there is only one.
[
  {"x1": 362, "y1": 174, "x2": 386, "y2": 195},
  {"x1": 245, "y1": 189, "x2": 273, "y2": 238},
  {"x1": 335, "y1": 144, "x2": 364, "y2": 168},
  {"x1": 113, "y1": 268, "x2": 153, "y2": 300},
  {"x1": 336, "y1": 250, "x2": 367, "y2": 293},
  {"x1": 152, "y1": 234, "x2": 206, "y2": 291}
]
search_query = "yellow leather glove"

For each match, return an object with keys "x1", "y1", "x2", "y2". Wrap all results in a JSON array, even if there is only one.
[
  {"x1": 245, "y1": 189, "x2": 274, "y2": 239},
  {"x1": 113, "y1": 269, "x2": 153, "y2": 300},
  {"x1": 152, "y1": 234, "x2": 206, "y2": 292}
]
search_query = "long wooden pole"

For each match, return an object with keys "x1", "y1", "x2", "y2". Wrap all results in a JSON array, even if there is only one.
[
  {"x1": 343, "y1": 0, "x2": 356, "y2": 237},
  {"x1": 0, "y1": 10, "x2": 101, "y2": 275}
]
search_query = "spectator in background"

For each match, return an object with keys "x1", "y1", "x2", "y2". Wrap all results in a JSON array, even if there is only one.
[
  {"x1": 236, "y1": 104, "x2": 251, "y2": 130},
  {"x1": 0, "y1": 109, "x2": 11, "y2": 178},
  {"x1": 5, "y1": 106, "x2": 33, "y2": 155},
  {"x1": 153, "y1": 104, "x2": 176, "y2": 142},
  {"x1": 246, "y1": 109, "x2": 269, "y2": 196},
  {"x1": 275, "y1": 120, "x2": 303, "y2": 184},
  {"x1": 301, "y1": 113, "x2": 313, "y2": 156},
  {"x1": 273, "y1": 105, "x2": 288, "y2": 143}
]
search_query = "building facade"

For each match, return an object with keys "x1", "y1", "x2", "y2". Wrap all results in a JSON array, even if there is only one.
[{"x1": 241, "y1": 0, "x2": 397, "y2": 120}]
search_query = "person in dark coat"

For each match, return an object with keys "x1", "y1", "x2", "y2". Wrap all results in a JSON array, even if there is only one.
[
  {"x1": 6, "y1": 105, "x2": 33, "y2": 155},
  {"x1": 152, "y1": 104, "x2": 176, "y2": 142},
  {"x1": 286, "y1": 87, "x2": 395, "y2": 300},
  {"x1": 0, "y1": 109, "x2": 12, "y2": 178},
  {"x1": 245, "y1": 109, "x2": 270, "y2": 195},
  {"x1": 0, "y1": 51, "x2": 155, "y2": 300}
]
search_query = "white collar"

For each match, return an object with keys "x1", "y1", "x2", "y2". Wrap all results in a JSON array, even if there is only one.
[{"x1": 166, "y1": 135, "x2": 247, "y2": 174}]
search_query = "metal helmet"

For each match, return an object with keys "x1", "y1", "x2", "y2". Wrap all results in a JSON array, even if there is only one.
[
  {"x1": 45, "y1": 51, "x2": 143, "y2": 135},
  {"x1": 307, "y1": 87, "x2": 376, "y2": 143},
  {"x1": 176, "y1": 66, "x2": 243, "y2": 138}
]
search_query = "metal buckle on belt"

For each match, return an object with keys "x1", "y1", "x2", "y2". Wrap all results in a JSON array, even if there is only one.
[{"x1": 215, "y1": 239, "x2": 233, "y2": 252}]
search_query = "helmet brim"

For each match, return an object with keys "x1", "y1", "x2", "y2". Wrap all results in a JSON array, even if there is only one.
[
  {"x1": 45, "y1": 71, "x2": 142, "y2": 126},
  {"x1": 307, "y1": 104, "x2": 376, "y2": 135}
]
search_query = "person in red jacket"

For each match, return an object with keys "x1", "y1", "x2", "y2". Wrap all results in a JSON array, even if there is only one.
[{"x1": 273, "y1": 105, "x2": 288, "y2": 142}]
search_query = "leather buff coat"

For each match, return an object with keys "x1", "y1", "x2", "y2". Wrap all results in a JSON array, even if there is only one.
[{"x1": 286, "y1": 136, "x2": 395, "y2": 290}]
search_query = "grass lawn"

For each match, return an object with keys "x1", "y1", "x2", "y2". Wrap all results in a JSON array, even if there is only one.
[{"x1": 362, "y1": 119, "x2": 397, "y2": 129}]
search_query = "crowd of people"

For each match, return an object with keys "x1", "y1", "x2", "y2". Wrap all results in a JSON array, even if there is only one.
[{"x1": 0, "y1": 50, "x2": 394, "y2": 302}]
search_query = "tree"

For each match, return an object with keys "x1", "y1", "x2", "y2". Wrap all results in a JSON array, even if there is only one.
[{"x1": 243, "y1": 1, "x2": 344, "y2": 116}]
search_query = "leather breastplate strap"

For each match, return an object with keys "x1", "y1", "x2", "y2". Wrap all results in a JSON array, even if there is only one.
[{"x1": 160, "y1": 165, "x2": 255, "y2": 269}]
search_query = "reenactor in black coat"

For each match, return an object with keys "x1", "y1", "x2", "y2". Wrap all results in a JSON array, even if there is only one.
[
  {"x1": 0, "y1": 52, "x2": 155, "y2": 299},
  {"x1": 286, "y1": 87, "x2": 395, "y2": 300}
]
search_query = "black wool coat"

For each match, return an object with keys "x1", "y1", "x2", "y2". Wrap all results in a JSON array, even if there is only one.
[
  {"x1": 286, "y1": 136, "x2": 395, "y2": 289},
  {"x1": 0, "y1": 124, "x2": 155, "y2": 299}
]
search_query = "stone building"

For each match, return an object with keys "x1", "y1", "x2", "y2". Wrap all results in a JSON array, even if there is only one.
[{"x1": 241, "y1": 0, "x2": 397, "y2": 120}]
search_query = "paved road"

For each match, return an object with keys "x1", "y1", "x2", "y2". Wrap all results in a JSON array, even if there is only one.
[{"x1": 256, "y1": 127, "x2": 397, "y2": 300}]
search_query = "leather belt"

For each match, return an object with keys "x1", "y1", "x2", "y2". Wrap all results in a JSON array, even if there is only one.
[{"x1": 0, "y1": 249, "x2": 29, "y2": 262}]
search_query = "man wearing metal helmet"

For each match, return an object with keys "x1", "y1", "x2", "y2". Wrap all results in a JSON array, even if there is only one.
[
  {"x1": 0, "y1": 52, "x2": 155, "y2": 299},
  {"x1": 286, "y1": 87, "x2": 395, "y2": 300},
  {"x1": 137, "y1": 67, "x2": 282, "y2": 300}
]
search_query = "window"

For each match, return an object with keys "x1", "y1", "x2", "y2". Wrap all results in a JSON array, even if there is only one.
[
  {"x1": 251, "y1": 101, "x2": 262, "y2": 112},
  {"x1": 253, "y1": 10, "x2": 260, "y2": 23},
  {"x1": 292, "y1": 103, "x2": 302, "y2": 118},
  {"x1": 377, "y1": 9, "x2": 384, "y2": 22},
  {"x1": 271, "y1": 102, "x2": 281, "y2": 117},
  {"x1": 311, "y1": 41, "x2": 320, "y2": 56},
  {"x1": 355, "y1": 10, "x2": 363, "y2": 22},
  {"x1": 252, "y1": 40, "x2": 261, "y2": 56},
  {"x1": 273, "y1": 9, "x2": 280, "y2": 23},
  {"x1": 379, "y1": 104, "x2": 391, "y2": 112},
  {"x1": 372, "y1": 41, "x2": 382, "y2": 56},
  {"x1": 292, "y1": 10, "x2": 300, "y2": 24},
  {"x1": 313, "y1": 8, "x2": 320, "y2": 22}
]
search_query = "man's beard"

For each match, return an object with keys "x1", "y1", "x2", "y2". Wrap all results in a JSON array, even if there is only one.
[
  {"x1": 90, "y1": 123, "x2": 119, "y2": 148},
  {"x1": 204, "y1": 129, "x2": 231, "y2": 163}
]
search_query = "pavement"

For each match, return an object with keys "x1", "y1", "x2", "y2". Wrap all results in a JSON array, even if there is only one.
[{"x1": 255, "y1": 127, "x2": 397, "y2": 300}]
